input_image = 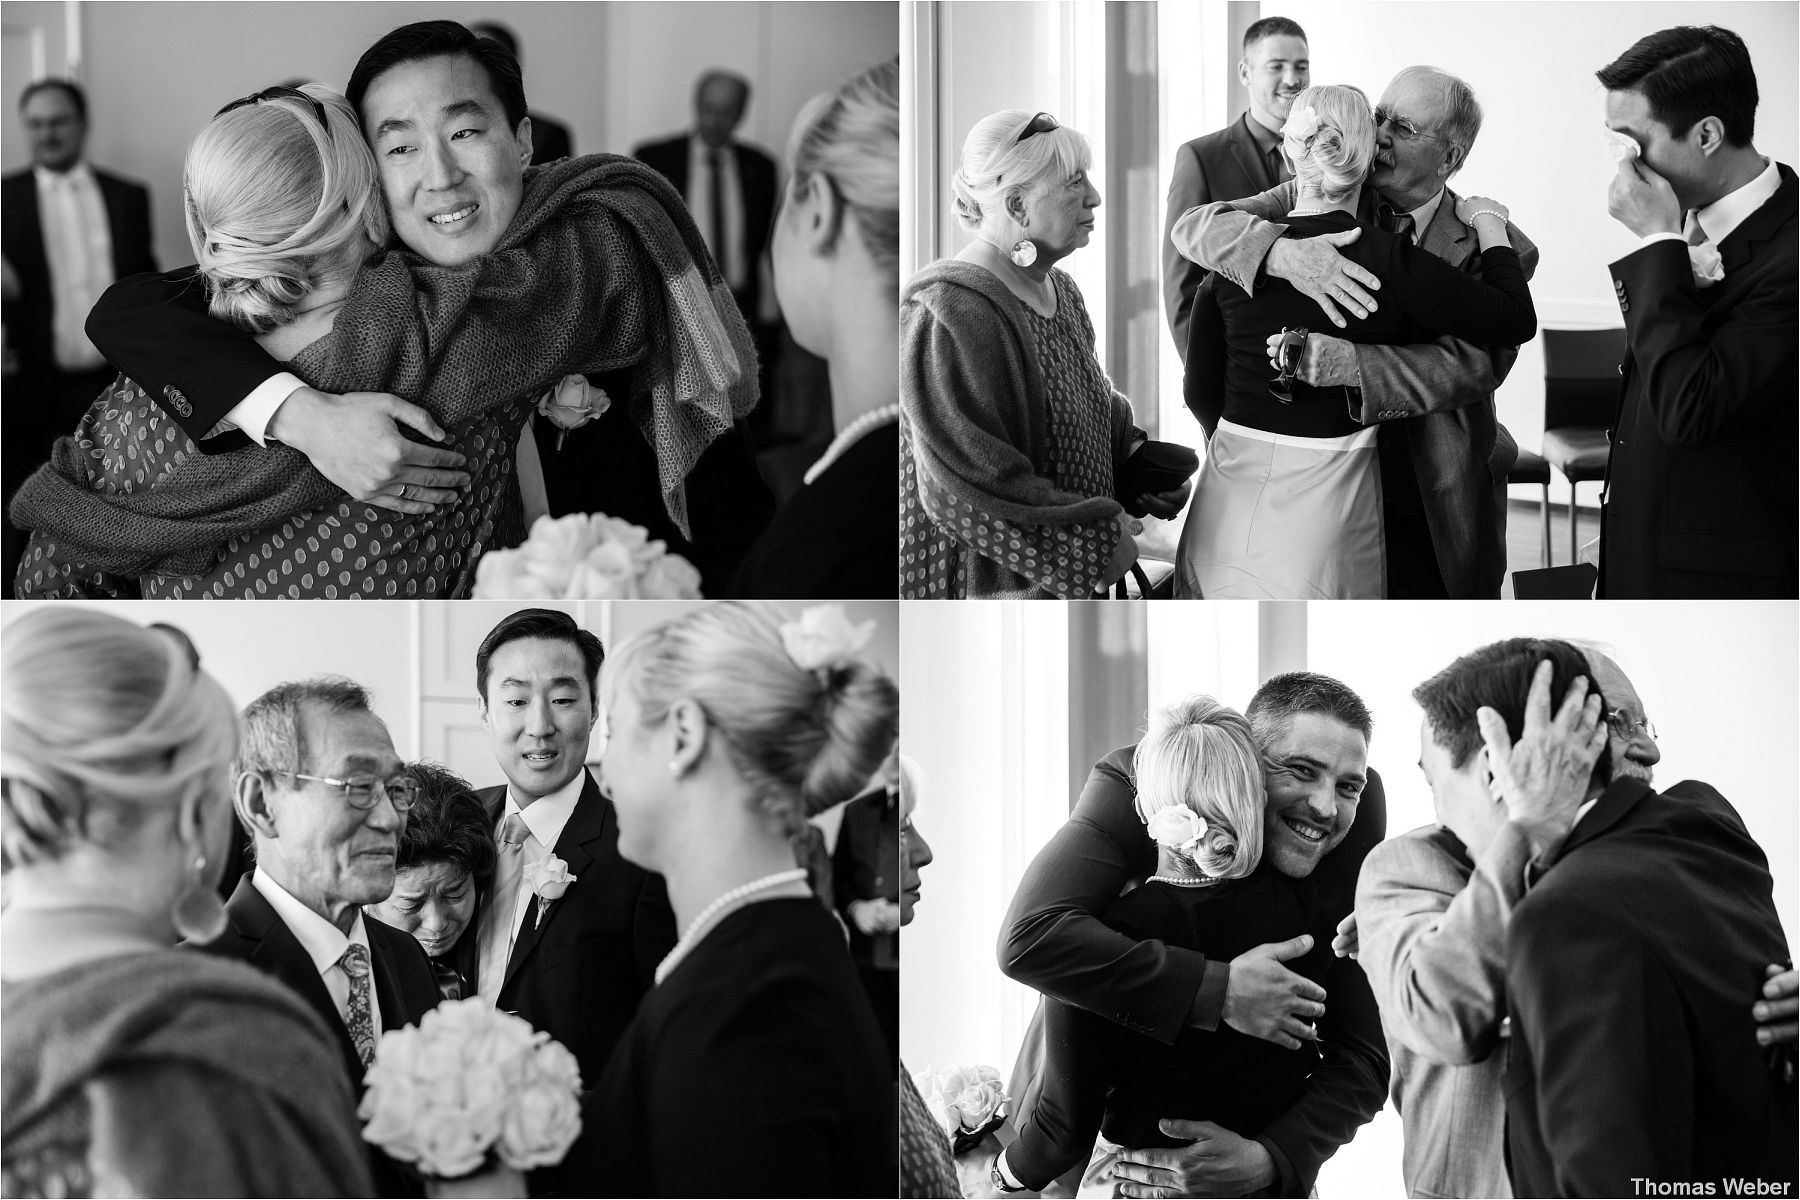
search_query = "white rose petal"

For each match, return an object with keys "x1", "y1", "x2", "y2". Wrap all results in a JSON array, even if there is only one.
[{"x1": 780, "y1": 605, "x2": 876, "y2": 672}]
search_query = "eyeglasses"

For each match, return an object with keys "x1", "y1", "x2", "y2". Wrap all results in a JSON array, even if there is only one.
[
  {"x1": 288, "y1": 772, "x2": 421, "y2": 811},
  {"x1": 216, "y1": 85, "x2": 333, "y2": 141},
  {"x1": 1016, "y1": 111, "x2": 1059, "y2": 145},
  {"x1": 1603, "y1": 709, "x2": 1658, "y2": 742},
  {"x1": 1373, "y1": 106, "x2": 1443, "y2": 144},
  {"x1": 1269, "y1": 326, "x2": 1309, "y2": 403}
]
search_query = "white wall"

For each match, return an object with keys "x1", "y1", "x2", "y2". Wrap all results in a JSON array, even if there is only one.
[
  {"x1": 2, "y1": 1, "x2": 895, "y2": 269},
  {"x1": 1278, "y1": 0, "x2": 1800, "y2": 469}
]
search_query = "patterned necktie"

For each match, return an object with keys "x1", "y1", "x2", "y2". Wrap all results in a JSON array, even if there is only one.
[
  {"x1": 430, "y1": 957, "x2": 466, "y2": 1002},
  {"x1": 339, "y1": 943, "x2": 376, "y2": 1068},
  {"x1": 477, "y1": 812, "x2": 530, "y2": 1003},
  {"x1": 1378, "y1": 202, "x2": 1416, "y2": 242}
]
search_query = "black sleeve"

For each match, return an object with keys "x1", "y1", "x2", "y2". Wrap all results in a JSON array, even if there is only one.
[
  {"x1": 630, "y1": 869, "x2": 678, "y2": 994},
  {"x1": 85, "y1": 267, "x2": 281, "y2": 451},
  {"x1": 1384, "y1": 238, "x2": 1537, "y2": 347},
  {"x1": 1182, "y1": 274, "x2": 1229, "y2": 438},
  {"x1": 1005, "y1": 1000, "x2": 1117, "y2": 1189}
]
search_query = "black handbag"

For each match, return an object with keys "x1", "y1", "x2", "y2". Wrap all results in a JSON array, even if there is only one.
[{"x1": 1116, "y1": 440, "x2": 1199, "y2": 517}]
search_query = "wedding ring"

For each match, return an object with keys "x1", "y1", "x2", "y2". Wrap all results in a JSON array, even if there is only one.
[{"x1": 399, "y1": 483, "x2": 412, "y2": 500}]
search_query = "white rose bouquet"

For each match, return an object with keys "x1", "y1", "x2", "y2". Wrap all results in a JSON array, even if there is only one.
[
  {"x1": 913, "y1": 1063, "x2": 1010, "y2": 1156},
  {"x1": 473, "y1": 513, "x2": 704, "y2": 599},
  {"x1": 358, "y1": 999, "x2": 584, "y2": 1181}
]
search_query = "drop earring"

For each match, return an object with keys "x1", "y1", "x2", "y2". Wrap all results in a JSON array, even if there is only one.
[
  {"x1": 170, "y1": 852, "x2": 228, "y2": 944},
  {"x1": 1010, "y1": 238, "x2": 1038, "y2": 268}
]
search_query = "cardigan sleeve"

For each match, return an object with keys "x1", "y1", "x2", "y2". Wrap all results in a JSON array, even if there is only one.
[{"x1": 901, "y1": 276, "x2": 1128, "y2": 598}]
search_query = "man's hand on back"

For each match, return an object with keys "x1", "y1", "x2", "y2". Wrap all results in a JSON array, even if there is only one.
[
  {"x1": 268, "y1": 387, "x2": 471, "y2": 515},
  {"x1": 1112, "y1": 1120, "x2": 1276, "y2": 1197},
  {"x1": 1219, "y1": 935, "x2": 1326, "y2": 1050},
  {"x1": 1265, "y1": 228, "x2": 1381, "y2": 328}
]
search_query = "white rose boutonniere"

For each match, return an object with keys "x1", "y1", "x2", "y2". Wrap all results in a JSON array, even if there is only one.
[
  {"x1": 1145, "y1": 805, "x2": 1209, "y2": 857},
  {"x1": 523, "y1": 853, "x2": 578, "y2": 929},
  {"x1": 537, "y1": 373, "x2": 611, "y2": 450},
  {"x1": 780, "y1": 605, "x2": 876, "y2": 673}
]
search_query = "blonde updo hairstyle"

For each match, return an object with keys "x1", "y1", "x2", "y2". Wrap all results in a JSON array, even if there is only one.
[
  {"x1": 950, "y1": 108, "x2": 1092, "y2": 238},
  {"x1": 184, "y1": 83, "x2": 388, "y2": 335},
  {"x1": 1282, "y1": 84, "x2": 1375, "y2": 205},
  {"x1": 2, "y1": 609, "x2": 238, "y2": 873},
  {"x1": 606, "y1": 604, "x2": 899, "y2": 837},
  {"x1": 1133, "y1": 695, "x2": 1265, "y2": 880},
  {"x1": 787, "y1": 60, "x2": 900, "y2": 293}
]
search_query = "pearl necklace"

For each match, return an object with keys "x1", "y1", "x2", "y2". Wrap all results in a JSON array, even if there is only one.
[
  {"x1": 1288, "y1": 208, "x2": 1329, "y2": 217},
  {"x1": 1147, "y1": 874, "x2": 1223, "y2": 888},
  {"x1": 804, "y1": 404, "x2": 900, "y2": 487},
  {"x1": 654, "y1": 868, "x2": 810, "y2": 985}
]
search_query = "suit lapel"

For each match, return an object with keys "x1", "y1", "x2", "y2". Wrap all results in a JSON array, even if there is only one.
[
  {"x1": 365, "y1": 920, "x2": 412, "y2": 1031},
  {"x1": 1716, "y1": 162, "x2": 1796, "y2": 277},
  {"x1": 225, "y1": 876, "x2": 365, "y2": 1082},
  {"x1": 1419, "y1": 187, "x2": 1473, "y2": 265},
  {"x1": 1544, "y1": 777, "x2": 1652, "y2": 871},
  {"x1": 1227, "y1": 114, "x2": 1275, "y2": 194},
  {"x1": 500, "y1": 770, "x2": 608, "y2": 994}
]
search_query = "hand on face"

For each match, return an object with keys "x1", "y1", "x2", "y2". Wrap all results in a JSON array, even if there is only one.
[
  {"x1": 1608, "y1": 155, "x2": 1683, "y2": 239},
  {"x1": 1475, "y1": 661, "x2": 1608, "y2": 861}
]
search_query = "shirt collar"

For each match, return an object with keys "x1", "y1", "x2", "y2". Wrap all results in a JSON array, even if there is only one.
[
  {"x1": 251, "y1": 867, "x2": 370, "y2": 977},
  {"x1": 33, "y1": 161, "x2": 94, "y2": 190},
  {"x1": 505, "y1": 766, "x2": 588, "y2": 852},
  {"x1": 1694, "y1": 155, "x2": 1780, "y2": 247},
  {"x1": 1243, "y1": 112, "x2": 1283, "y2": 158},
  {"x1": 1406, "y1": 188, "x2": 1447, "y2": 243}
]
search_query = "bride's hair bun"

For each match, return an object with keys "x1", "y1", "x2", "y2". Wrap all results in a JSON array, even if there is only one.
[
  {"x1": 2, "y1": 609, "x2": 237, "y2": 871},
  {"x1": 607, "y1": 604, "x2": 898, "y2": 836},
  {"x1": 184, "y1": 83, "x2": 388, "y2": 334},
  {"x1": 1133, "y1": 694, "x2": 1265, "y2": 881},
  {"x1": 1283, "y1": 84, "x2": 1375, "y2": 205}
]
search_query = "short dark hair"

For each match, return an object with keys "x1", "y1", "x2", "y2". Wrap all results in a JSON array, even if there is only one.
[
  {"x1": 347, "y1": 20, "x2": 529, "y2": 132},
  {"x1": 470, "y1": 20, "x2": 519, "y2": 60},
  {"x1": 396, "y1": 760, "x2": 496, "y2": 889},
  {"x1": 1413, "y1": 638, "x2": 1613, "y2": 781},
  {"x1": 1243, "y1": 17, "x2": 1307, "y2": 55},
  {"x1": 475, "y1": 609, "x2": 605, "y2": 702},
  {"x1": 1246, "y1": 671, "x2": 1373, "y2": 750},
  {"x1": 19, "y1": 79, "x2": 86, "y2": 120},
  {"x1": 1597, "y1": 25, "x2": 1757, "y2": 147},
  {"x1": 695, "y1": 69, "x2": 751, "y2": 112}
]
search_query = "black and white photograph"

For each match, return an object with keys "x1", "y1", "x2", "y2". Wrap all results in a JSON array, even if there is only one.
[
  {"x1": 898, "y1": 1, "x2": 1797, "y2": 600},
  {"x1": 900, "y1": 599, "x2": 1798, "y2": 1197},
  {"x1": 1, "y1": 596, "x2": 900, "y2": 1196},
  {"x1": 2, "y1": 1, "x2": 898, "y2": 600}
]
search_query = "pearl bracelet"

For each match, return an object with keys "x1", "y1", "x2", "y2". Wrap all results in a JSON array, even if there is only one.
[{"x1": 1466, "y1": 209, "x2": 1508, "y2": 225}]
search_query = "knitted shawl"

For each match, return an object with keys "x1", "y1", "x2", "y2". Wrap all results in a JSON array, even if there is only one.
[{"x1": 9, "y1": 154, "x2": 757, "y2": 578}]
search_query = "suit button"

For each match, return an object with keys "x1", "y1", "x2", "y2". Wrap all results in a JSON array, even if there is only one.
[{"x1": 163, "y1": 384, "x2": 192, "y2": 418}]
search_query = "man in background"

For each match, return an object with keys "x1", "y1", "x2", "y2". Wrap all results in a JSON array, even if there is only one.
[
  {"x1": 1, "y1": 78, "x2": 156, "y2": 590},
  {"x1": 1162, "y1": 16, "x2": 1307, "y2": 360}
]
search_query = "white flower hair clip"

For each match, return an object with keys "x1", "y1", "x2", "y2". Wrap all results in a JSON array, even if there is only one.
[
  {"x1": 780, "y1": 605, "x2": 876, "y2": 673},
  {"x1": 1145, "y1": 805, "x2": 1209, "y2": 856},
  {"x1": 1282, "y1": 106, "x2": 1321, "y2": 143}
]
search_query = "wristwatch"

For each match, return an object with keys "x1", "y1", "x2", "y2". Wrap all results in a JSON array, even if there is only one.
[{"x1": 990, "y1": 1153, "x2": 1028, "y2": 1194}]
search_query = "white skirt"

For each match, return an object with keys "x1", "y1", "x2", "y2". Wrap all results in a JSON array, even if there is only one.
[{"x1": 1175, "y1": 418, "x2": 1386, "y2": 599}]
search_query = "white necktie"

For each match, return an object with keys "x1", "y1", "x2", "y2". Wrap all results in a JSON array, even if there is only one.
[
  {"x1": 1684, "y1": 210, "x2": 1724, "y2": 288},
  {"x1": 476, "y1": 812, "x2": 530, "y2": 1004}
]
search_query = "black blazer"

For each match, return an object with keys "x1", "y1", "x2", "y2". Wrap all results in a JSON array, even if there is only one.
[
  {"x1": 1599, "y1": 162, "x2": 1798, "y2": 599},
  {"x1": 472, "y1": 772, "x2": 677, "y2": 1093},
  {"x1": 529, "y1": 111, "x2": 573, "y2": 165},
  {"x1": 192, "y1": 872, "x2": 440, "y2": 1197},
  {"x1": 632, "y1": 134, "x2": 778, "y2": 316},
  {"x1": 1504, "y1": 778, "x2": 1796, "y2": 1196},
  {"x1": 1162, "y1": 113, "x2": 1285, "y2": 360}
]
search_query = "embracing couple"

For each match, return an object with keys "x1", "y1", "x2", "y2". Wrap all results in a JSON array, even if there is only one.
[{"x1": 10, "y1": 20, "x2": 772, "y2": 600}]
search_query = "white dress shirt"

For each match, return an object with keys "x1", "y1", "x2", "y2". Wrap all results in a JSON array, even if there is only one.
[
  {"x1": 476, "y1": 767, "x2": 587, "y2": 1003},
  {"x1": 686, "y1": 137, "x2": 748, "y2": 292},
  {"x1": 1639, "y1": 154, "x2": 1781, "y2": 250},
  {"x1": 1402, "y1": 188, "x2": 1447, "y2": 245},
  {"x1": 251, "y1": 868, "x2": 383, "y2": 1038},
  {"x1": 33, "y1": 162, "x2": 113, "y2": 372}
]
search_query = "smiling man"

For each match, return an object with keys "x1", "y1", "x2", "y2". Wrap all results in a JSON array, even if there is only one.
[
  {"x1": 997, "y1": 672, "x2": 1388, "y2": 1198},
  {"x1": 195, "y1": 677, "x2": 440, "y2": 1197},
  {"x1": 466, "y1": 608, "x2": 675, "y2": 1193}
]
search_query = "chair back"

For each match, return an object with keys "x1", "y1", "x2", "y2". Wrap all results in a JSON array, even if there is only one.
[{"x1": 1542, "y1": 327, "x2": 1627, "y2": 430}]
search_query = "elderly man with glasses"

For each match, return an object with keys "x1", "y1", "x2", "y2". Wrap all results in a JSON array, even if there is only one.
[
  {"x1": 1347, "y1": 646, "x2": 1797, "y2": 1197},
  {"x1": 194, "y1": 676, "x2": 440, "y2": 1198},
  {"x1": 1173, "y1": 66, "x2": 1534, "y2": 601}
]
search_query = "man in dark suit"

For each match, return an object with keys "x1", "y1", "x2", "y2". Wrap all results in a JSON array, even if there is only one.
[
  {"x1": 995, "y1": 674, "x2": 1389, "y2": 1197},
  {"x1": 1174, "y1": 66, "x2": 1533, "y2": 599},
  {"x1": 1163, "y1": 17, "x2": 1307, "y2": 361},
  {"x1": 195, "y1": 677, "x2": 440, "y2": 1197},
  {"x1": 1411, "y1": 637, "x2": 1794, "y2": 1196},
  {"x1": 467, "y1": 608, "x2": 676, "y2": 1195},
  {"x1": 471, "y1": 21, "x2": 573, "y2": 164},
  {"x1": 79, "y1": 22, "x2": 774, "y2": 595},
  {"x1": 1595, "y1": 25, "x2": 1796, "y2": 598},
  {"x1": 2, "y1": 78, "x2": 156, "y2": 591}
]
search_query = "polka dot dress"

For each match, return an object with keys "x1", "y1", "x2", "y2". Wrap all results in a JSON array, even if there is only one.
[{"x1": 901, "y1": 270, "x2": 1131, "y2": 599}]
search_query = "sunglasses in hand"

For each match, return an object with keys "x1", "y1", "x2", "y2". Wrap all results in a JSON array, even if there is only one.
[{"x1": 1269, "y1": 326, "x2": 1310, "y2": 403}]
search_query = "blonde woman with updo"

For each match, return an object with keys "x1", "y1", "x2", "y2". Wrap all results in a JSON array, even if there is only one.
[
  {"x1": 13, "y1": 73, "x2": 755, "y2": 600},
  {"x1": 1177, "y1": 83, "x2": 1536, "y2": 599},
  {"x1": 996, "y1": 696, "x2": 1349, "y2": 1196},
  {"x1": 1, "y1": 609, "x2": 373, "y2": 1197},
  {"x1": 900, "y1": 110, "x2": 1192, "y2": 599},
  {"x1": 730, "y1": 60, "x2": 900, "y2": 598},
  {"x1": 579, "y1": 603, "x2": 897, "y2": 1197}
]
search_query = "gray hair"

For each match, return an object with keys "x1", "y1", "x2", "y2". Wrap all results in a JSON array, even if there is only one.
[
  {"x1": 1392, "y1": 65, "x2": 1483, "y2": 174},
  {"x1": 235, "y1": 677, "x2": 383, "y2": 781},
  {"x1": 949, "y1": 108, "x2": 1092, "y2": 235}
]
